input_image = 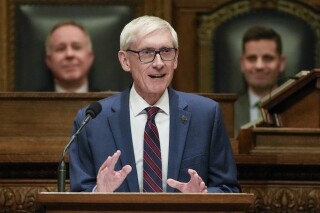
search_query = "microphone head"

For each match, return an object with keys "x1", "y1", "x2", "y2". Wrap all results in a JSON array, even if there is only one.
[{"x1": 85, "y1": 101, "x2": 102, "y2": 119}]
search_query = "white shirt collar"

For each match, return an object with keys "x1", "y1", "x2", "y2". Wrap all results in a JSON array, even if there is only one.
[
  {"x1": 248, "y1": 89, "x2": 261, "y2": 108},
  {"x1": 55, "y1": 81, "x2": 89, "y2": 93},
  {"x1": 129, "y1": 84, "x2": 169, "y2": 116}
]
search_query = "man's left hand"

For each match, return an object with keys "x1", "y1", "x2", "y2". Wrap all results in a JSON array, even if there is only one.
[{"x1": 166, "y1": 169, "x2": 208, "y2": 193}]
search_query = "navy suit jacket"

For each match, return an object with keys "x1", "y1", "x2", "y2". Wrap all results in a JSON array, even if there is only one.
[{"x1": 69, "y1": 87, "x2": 240, "y2": 193}]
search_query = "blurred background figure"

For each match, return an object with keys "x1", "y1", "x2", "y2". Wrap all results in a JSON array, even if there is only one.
[
  {"x1": 45, "y1": 20, "x2": 95, "y2": 92},
  {"x1": 234, "y1": 26, "x2": 286, "y2": 135}
]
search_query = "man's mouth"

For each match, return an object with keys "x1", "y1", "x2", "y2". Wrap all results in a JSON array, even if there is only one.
[
  {"x1": 149, "y1": 74, "x2": 165, "y2": 78},
  {"x1": 63, "y1": 64, "x2": 78, "y2": 69}
]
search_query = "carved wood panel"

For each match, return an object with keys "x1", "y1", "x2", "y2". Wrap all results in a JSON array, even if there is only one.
[
  {"x1": 1, "y1": 181, "x2": 320, "y2": 213},
  {"x1": 0, "y1": 182, "x2": 57, "y2": 213},
  {"x1": 242, "y1": 183, "x2": 320, "y2": 213}
]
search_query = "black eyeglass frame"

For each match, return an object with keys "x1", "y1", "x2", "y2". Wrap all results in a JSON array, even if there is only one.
[{"x1": 126, "y1": 48, "x2": 177, "y2": 63}]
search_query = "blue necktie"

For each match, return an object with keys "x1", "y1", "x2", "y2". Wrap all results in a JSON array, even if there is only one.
[{"x1": 143, "y1": 107, "x2": 163, "y2": 192}]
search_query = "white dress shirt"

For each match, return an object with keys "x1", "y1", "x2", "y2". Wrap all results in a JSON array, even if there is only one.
[
  {"x1": 129, "y1": 84, "x2": 170, "y2": 192},
  {"x1": 248, "y1": 89, "x2": 261, "y2": 122},
  {"x1": 54, "y1": 80, "x2": 89, "y2": 93}
]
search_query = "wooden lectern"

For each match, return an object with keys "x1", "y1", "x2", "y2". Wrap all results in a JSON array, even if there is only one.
[
  {"x1": 238, "y1": 69, "x2": 320, "y2": 155},
  {"x1": 37, "y1": 192, "x2": 254, "y2": 213}
]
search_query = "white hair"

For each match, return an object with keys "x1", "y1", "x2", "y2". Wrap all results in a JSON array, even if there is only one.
[{"x1": 119, "y1": 15, "x2": 178, "y2": 50}]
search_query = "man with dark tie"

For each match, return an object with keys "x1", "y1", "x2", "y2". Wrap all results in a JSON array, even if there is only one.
[{"x1": 69, "y1": 15, "x2": 240, "y2": 193}]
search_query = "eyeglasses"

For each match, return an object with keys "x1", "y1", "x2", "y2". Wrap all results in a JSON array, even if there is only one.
[{"x1": 126, "y1": 48, "x2": 177, "y2": 63}]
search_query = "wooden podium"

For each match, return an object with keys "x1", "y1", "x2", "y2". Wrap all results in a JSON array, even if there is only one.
[
  {"x1": 238, "y1": 69, "x2": 320, "y2": 155},
  {"x1": 234, "y1": 69, "x2": 320, "y2": 212},
  {"x1": 37, "y1": 192, "x2": 254, "y2": 213}
]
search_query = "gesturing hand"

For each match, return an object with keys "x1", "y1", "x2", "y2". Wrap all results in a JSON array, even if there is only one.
[
  {"x1": 96, "y1": 150, "x2": 132, "y2": 192},
  {"x1": 166, "y1": 169, "x2": 208, "y2": 193}
]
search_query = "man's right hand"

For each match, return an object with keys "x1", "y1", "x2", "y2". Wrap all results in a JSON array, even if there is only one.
[{"x1": 96, "y1": 150, "x2": 132, "y2": 192}]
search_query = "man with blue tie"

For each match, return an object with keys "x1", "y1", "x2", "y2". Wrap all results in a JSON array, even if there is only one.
[{"x1": 69, "y1": 15, "x2": 240, "y2": 193}]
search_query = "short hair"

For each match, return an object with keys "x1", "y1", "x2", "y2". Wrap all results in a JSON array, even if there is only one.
[
  {"x1": 242, "y1": 26, "x2": 282, "y2": 54},
  {"x1": 45, "y1": 20, "x2": 93, "y2": 54},
  {"x1": 119, "y1": 15, "x2": 178, "y2": 50}
]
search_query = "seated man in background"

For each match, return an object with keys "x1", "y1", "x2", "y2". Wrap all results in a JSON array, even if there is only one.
[
  {"x1": 45, "y1": 20, "x2": 95, "y2": 92},
  {"x1": 235, "y1": 26, "x2": 286, "y2": 135},
  {"x1": 69, "y1": 15, "x2": 241, "y2": 193}
]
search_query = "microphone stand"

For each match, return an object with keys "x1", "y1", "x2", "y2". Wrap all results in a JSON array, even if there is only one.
[{"x1": 57, "y1": 116, "x2": 91, "y2": 192}]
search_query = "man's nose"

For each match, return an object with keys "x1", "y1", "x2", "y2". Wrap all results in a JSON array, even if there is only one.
[
  {"x1": 255, "y1": 58, "x2": 264, "y2": 69},
  {"x1": 152, "y1": 53, "x2": 164, "y2": 67},
  {"x1": 65, "y1": 47, "x2": 75, "y2": 57}
]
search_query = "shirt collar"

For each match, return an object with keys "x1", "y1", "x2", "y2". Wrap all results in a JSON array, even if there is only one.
[
  {"x1": 55, "y1": 80, "x2": 89, "y2": 93},
  {"x1": 248, "y1": 89, "x2": 261, "y2": 108},
  {"x1": 129, "y1": 83, "x2": 169, "y2": 116}
]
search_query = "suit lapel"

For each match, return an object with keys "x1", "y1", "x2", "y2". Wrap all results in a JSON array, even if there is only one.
[
  {"x1": 166, "y1": 89, "x2": 190, "y2": 192},
  {"x1": 109, "y1": 88, "x2": 140, "y2": 192}
]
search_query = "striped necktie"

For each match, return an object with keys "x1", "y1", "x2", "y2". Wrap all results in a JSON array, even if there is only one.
[{"x1": 143, "y1": 107, "x2": 163, "y2": 192}]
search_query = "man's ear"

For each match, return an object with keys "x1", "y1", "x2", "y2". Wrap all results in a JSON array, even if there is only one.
[
  {"x1": 87, "y1": 51, "x2": 95, "y2": 67},
  {"x1": 279, "y1": 55, "x2": 286, "y2": 73},
  {"x1": 173, "y1": 49, "x2": 178, "y2": 69},
  {"x1": 118, "y1": 50, "x2": 131, "y2": 72}
]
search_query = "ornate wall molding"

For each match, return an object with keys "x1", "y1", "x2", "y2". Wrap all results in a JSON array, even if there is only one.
[
  {"x1": 278, "y1": 0, "x2": 320, "y2": 68},
  {"x1": 1, "y1": 180, "x2": 320, "y2": 213},
  {"x1": 242, "y1": 183, "x2": 320, "y2": 212},
  {"x1": 0, "y1": 183, "x2": 57, "y2": 213},
  {"x1": 197, "y1": 1, "x2": 250, "y2": 92}
]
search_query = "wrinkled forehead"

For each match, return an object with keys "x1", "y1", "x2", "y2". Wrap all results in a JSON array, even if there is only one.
[
  {"x1": 130, "y1": 29, "x2": 174, "y2": 48},
  {"x1": 51, "y1": 25, "x2": 86, "y2": 39}
]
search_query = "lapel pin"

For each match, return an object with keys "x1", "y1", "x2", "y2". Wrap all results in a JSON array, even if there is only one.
[{"x1": 181, "y1": 115, "x2": 188, "y2": 123}]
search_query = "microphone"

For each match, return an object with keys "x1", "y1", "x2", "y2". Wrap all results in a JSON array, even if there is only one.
[{"x1": 57, "y1": 101, "x2": 102, "y2": 192}]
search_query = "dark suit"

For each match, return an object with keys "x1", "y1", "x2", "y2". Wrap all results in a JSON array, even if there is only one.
[
  {"x1": 69, "y1": 87, "x2": 241, "y2": 193},
  {"x1": 234, "y1": 92, "x2": 250, "y2": 136}
]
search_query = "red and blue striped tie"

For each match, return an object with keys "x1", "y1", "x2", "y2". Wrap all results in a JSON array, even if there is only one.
[{"x1": 143, "y1": 107, "x2": 163, "y2": 192}]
